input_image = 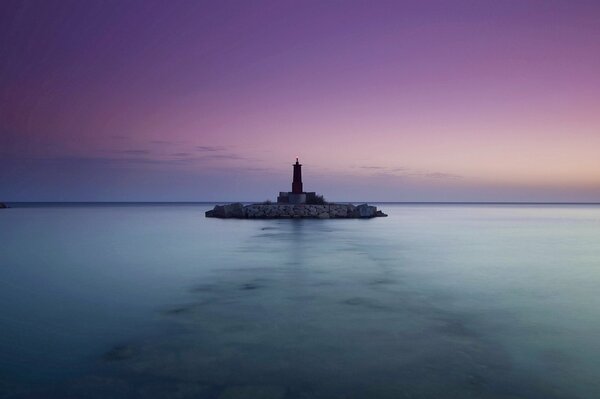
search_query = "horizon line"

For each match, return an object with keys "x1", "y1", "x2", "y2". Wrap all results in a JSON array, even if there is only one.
[{"x1": 4, "y1": 201, "x2": 600, "y2": 205}]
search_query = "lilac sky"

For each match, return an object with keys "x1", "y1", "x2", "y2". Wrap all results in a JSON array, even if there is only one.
[{"x1": 1, "y1": 0, "x2": 599, "y2": 201}]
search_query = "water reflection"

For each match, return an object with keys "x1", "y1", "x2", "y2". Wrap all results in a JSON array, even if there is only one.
[
  {"x1": 1, "y1": 205, "x2": 599, "y2": 398},
  {"x1": 63, "y1": 220, "x2": 556, "y2": 397}
]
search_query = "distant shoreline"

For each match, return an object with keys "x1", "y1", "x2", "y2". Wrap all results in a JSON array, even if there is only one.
[{"x1": 3, "y1": 201, "x2": 600, "y2": 207}]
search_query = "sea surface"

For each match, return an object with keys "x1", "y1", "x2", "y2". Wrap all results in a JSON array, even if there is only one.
[{"x1": 0, "y1": 203, "x2": 599, "y2": 398}]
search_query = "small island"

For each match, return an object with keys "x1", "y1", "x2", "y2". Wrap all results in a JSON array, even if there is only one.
[{"x1": 206, "y1": 159, "x2": 387, "y2": 219}]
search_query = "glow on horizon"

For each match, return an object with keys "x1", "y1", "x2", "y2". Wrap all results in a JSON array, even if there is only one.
[{"x1": 1, "y1": 1, "x2": 599, "y2": 201}]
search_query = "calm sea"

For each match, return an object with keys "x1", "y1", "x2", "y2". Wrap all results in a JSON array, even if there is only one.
[{"x1": 0, "y1": 203, "x2": 599, "y2": 398}]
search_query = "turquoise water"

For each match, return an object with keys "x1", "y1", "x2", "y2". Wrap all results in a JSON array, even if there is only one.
[{"x1": 0, "y1": 204, "x2": 599, "y2": 398}]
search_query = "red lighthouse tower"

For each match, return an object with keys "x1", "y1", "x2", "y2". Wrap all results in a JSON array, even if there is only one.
[
  {"x1": 277, "y1": 158, "x2": 316, "y2": 204},
  {"x1": 292, "y1": 157, "x2": 303, "y2": 194}
]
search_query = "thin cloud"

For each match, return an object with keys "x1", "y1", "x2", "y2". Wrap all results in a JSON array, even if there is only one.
[
  {"x1": 31, "y1": 147, "x2": 262, "y2": 171},
  {"x1": 196, "y1": 145, "x2": 227, "y2": 152},
  {"x1": 202, "y1": 153, "x2": 246, "y2": 160},
  {"x1": 405, "y1": 171, "x2": 463, "y2": 179},
  {"x1": 359, "y1": 164, "x2": 462, "y2": 179},
  {"x1": 119, "y1": 150, "x2": 150, "y2": 155},
  {"x1": 422, "y1": 172, "x2": 462, "y2": 179},
  {"x1": 357, "y1": 165, "x2": 408, "y2": 172}
]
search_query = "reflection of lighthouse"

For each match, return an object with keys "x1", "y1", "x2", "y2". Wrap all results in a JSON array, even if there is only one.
[
  {"x1": 277, "y1": 158, "x2": 316, "y2": 204},
  {"x1": 292, "y1": 157, "x2": 303, "y2": 194}
]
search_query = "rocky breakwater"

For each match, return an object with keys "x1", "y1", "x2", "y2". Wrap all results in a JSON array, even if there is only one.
[
  {"x1": 0, "y1": 203, "x2": 8, "y2": 209},
  {"x1": 205, "y1": 203, "x2": 387, "y2": 219}
]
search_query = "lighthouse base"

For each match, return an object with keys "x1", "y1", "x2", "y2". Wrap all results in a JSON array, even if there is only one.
[
  {"x1": 277, "y1": 192, "x2": 317, "y2": 204},
  {"x1": 206, "y1": 203, "x2": 387, "y2": 219},
  {"x1": 287, "y1": 193, "x2": 306, "y2": 204}
]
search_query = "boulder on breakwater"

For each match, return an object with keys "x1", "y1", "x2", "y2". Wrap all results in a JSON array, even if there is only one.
[{"x1": 205, "y1": 203, "x2": 387, "y2": 219}]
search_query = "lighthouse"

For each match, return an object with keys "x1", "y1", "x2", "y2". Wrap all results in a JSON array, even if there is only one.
[
  {"x1": 206, "y1": 156, "x2": 388, "y2": 218},
  {"x1": 292, "y1": 157, "x2": 303, "y2": 194},
  {"x1": 277, "y1": 158, "x2": 316, "y2": 204}
]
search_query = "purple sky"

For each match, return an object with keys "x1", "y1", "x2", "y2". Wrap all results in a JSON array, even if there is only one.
[{"x1": 1, "y1": 0, "x2": 600, "y2": 201}]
